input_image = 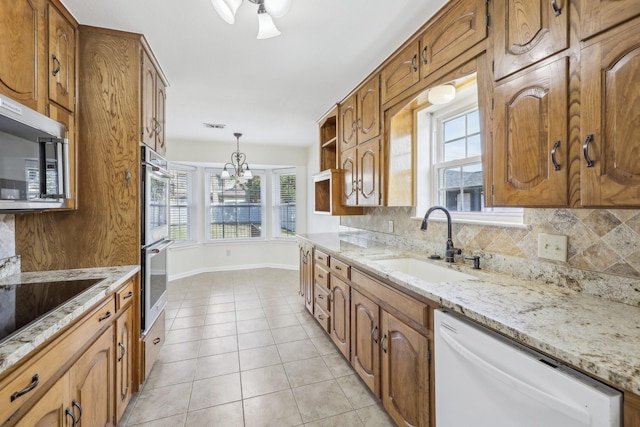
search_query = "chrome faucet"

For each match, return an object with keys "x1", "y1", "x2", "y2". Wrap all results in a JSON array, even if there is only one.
[{"x1": 420, "y1": 206, "x2": 461, "y2": 263}]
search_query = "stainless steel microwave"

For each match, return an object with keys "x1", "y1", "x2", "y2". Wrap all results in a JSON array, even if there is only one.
[{"x1": 0, "y1": 94, "x2": 70, "y2": 212}]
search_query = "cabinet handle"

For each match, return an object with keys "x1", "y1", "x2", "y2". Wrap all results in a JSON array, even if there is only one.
[
  {"x1": 72, "y1": 399, "x2": 83, "y2": 423},
  {"x1": 329, "y1": 288, "x2": 335, "y2": 302},
  {"x1": 411, "y1": 54, "x2": 418, "y2": 72},
  {"x1": 51, "y1": 54, "x2": 61, "y2": 77},
  {"x1": 583, "y1": 134, "x2": 595, "y2": 167},
  {"x1": 318, "y1": 314, "x2": 324, "y2": 321},
  {"x1": 551, "y1": 0, "x2": 561, "y2": 16},
  {"x1": 123, "y1": 291, "x2": 133, "y2": 300},
  {"x1": 551, "y1": 140, "x2": 561, "y2": 171},
  {"x1": 371, "y1": 325, "x2": 379, "y2": 344},
  {"x1": 318, "y1": 274, "x2": 324, "y2": 279},
  {"x1": 421, "y1": 46, "x2": 428, "y2": 64},
  {"x1": 10, "y1": 374, "x2": 39, "y2": 402},
  {"x1": 153, "y1": 337, "x2": 161, "y2": 345},
  {"x1": 98, "y1": 311, "x2": 112, "y2": 322},
  {"x1": 65, "y1": 407, "x2": 78, "y2": 427},
  {"x1": 381, "y1": 334, "x2": 388, "y2": 353},
  {"x1": 335, "y1": 265, "x2": 342, "y2": 271},
  {"x1": 351, "y1": 121, "x2": 357, "y2": 134},
  {"x1": 317, "y1": 293, "x2": 324, "y2": 300},
  {"x1": 118, "y1": 342, "x2": 126, "y2": 362}
]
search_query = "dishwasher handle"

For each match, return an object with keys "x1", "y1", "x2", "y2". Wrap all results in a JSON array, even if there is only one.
[{"x1": 439, "y1": 327, "x2": 591, "y2": 425}]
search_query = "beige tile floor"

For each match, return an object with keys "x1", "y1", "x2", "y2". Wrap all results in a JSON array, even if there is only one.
[{"x1": 120, "y1": 268, "x2": 397, "y2": 427}]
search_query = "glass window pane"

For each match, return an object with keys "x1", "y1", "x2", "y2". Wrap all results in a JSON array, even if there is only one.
[
  {"x1": 444, "y1": 138, "x2": 466, "y2": 161},
  {"x1": 467, "y1": 110, "x2": 480, "y2": 134},
  {"x1": 467, "y1": 134, "x2": 482, "y2": 157},
  {"x1": 462, "y1": 163, "x2": 483, "y2": 187},
  {"x1": 444, "y1": 115, "x2": 465, "y2": 141},
  {"x1": 439, "y1": 166, "x2": 462, "y2": 189}
]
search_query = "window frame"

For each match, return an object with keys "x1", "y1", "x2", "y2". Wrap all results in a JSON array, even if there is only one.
[
  {"x1": 204, "y1": 168, "x2": 267, "y2": 243},
  {"x1": 272, "y1": 167, "x2": 297, "y2": 240},
  {"x1": 168, "y1": 163, "x2": 197, "y2": 245}
]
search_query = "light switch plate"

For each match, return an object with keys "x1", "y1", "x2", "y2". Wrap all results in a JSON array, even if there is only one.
[{"x1": 538, "y1": 233, "x2": 568, "y2": 262}]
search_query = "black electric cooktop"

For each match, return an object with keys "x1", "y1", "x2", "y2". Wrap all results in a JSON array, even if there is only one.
[{"x1": 0, "y1": 278, "x2": 104, "y2": 343}]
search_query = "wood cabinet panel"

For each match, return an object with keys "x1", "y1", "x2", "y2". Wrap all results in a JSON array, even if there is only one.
[
  {"x1": 314, "y1": 264, "x2": 330, "y2": 289},
  {"x1": 47, "y1": 3, "x2": 76, "y2": 112},
  {"x1": 381, "y1": 40, "x2": 420, "y2": 105},
  {"x1": 420, "y1": 0, "x2": 487, "y2": 78},
  {"x1": 357, "y1": 76, "x2": 381, "y2": 143},
  {"x1": 493, "y1": 0, "x2": 568, "y2": 80},
  {"x1": 0, "y1": 0, "x2": 45, "y2": 111},
  {"x1": 15, "y1": 373, "x2": 68, "y2": 427},
  {"x1": 314, "y1": 249, "x2": 330, "y2": 267},
  {"x1": 300, "y1": 244, "x2": 314, "y2": 315},
  {"x1": 492, "y1": 57, "x2": 568, "y2": 206},
  {"x1": 141, "y1": 49, "x2": 156, "y2": 148},
  {"x1": 314, "y1": 305, "x2": 331, "y2": 333},
  {"x1": 155, "y1": 75, "x2": 167, "y2": 155},
  {"x1": 339, "y1": 94, "x2": 357, "y2": 152},
  {"x1": 115, "y1": 305, "x2": 133, "y2": 422},
  {"x1": 341, "y1": 146, "x2": 358, "y2": 206},
  {"x1": 315, "y1": 284, "x2": 331, "y2": 313},
  {"x1": 358, "y1": 138, "x2": 382, "y2": 206},
  {"x1": 625, "y1": 391, "x2": 640, "y2": 427},
  {"x1": 69, "y1": 326, "x2": 115, "y2": 427},
  {"x1": 581, "y1": 0, "x2": 640, "y2": 40},
  {"x1": 580, "y1": 19, "x2": 640, "y2": 206},
  {"x1": 381, "y1": 311, "x2": 429, "y2": 427},
  {"x1": 351, "y1": 290, "x2": 380, "y2": 397},
  {"x1": 330, "y1": 257, "x2": 351, "y2": 282},
  {"x1": 330, "y1": 276, "x2": 351, "y2": 360}
]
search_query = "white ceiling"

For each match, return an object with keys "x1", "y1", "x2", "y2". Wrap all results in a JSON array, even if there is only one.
[{"x1": 60, "y1": 0, "x2": 447, "y2": 148}]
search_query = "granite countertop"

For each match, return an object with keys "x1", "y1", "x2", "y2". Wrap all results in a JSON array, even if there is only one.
[
  {"x1": 0, "y1": 265, "x2": 140, "y2": 377},
  {"x1": 299, "y1": 233, "x2": 640, "y2": 395}
]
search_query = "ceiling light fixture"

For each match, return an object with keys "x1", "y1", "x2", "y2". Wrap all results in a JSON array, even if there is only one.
[
  {"x1": 211, "y1": 0, "x2": 291, "y2": 39},
  {"x1": 428, "y1": 84, "x2": 456, "y2": 105},
  {"x1": 221, "y1": 132, "x2": 252, "y2": 179}
]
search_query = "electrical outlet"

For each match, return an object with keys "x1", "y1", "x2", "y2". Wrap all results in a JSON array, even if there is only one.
[
  {"x1": 537, "y1": 233, "x2": 568, "y2": 262},
  {"x1": 388, "y1": 220, "x2": 394, "y2": 233}
]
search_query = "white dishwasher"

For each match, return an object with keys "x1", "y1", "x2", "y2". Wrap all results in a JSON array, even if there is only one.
[{"x1": 434, "y1": 309, "x2": 621, "y2": 427}]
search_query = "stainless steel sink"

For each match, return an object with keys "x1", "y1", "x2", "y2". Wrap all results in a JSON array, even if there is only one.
[{"x1": 373, "y1": 257, "x2": 474, "y2": 282}]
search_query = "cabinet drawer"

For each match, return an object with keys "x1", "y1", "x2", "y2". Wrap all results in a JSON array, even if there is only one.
[
  {"x1": 143, "y1": 310, "x2": 165, "y2": 381},
  {"x1": 314, "y1": 305, "x2": 330, "y2": 333},
  {"x1": 315, "y1": 284, "x2": 331, "y2": 312},
  {"x1": 314, "y1": 250, "x2": 330, "y2": 267},
  {"x1": 330, "y1": 258, "x2": 351, "y2": 281},
  {"x1": 351, "y1": 268, "x2": 428, "y2": 330},
  {"x1": 116, "y1": 279, "x2": 135, "y2": 311},
  {"x1": 0, "y1": 297, "x2": 115, "y2": 424},
  {"x1": 315, "y1": 265, "x2": 330, "y2": 289}
]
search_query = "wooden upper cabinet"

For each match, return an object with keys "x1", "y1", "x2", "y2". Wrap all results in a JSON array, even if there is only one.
[
  {"x1": 493, "y1": 0, "x2": 568, "y2": 80},
  {"x1": 339, "y1": 93, "x2": 357, "y2": 152},
  {"x1": 492, "y1": 58, "x2": 568, "y2": 206},
  {"x1": 47, "y1": 3, "x2": 76, "y2": 112},
  {"x1": 155, "y1": 75, "x2": 167, "y2": 155},
  {"x1": 381, "y1": 40, "x2": 420, "y2": 105},
  {"x1": 420, "y1": 0, "x2": 487, "y2": 78},
  {"x1": 341, "y1": 146, "x2": 358, "y2": 206},
  {"x1": 381, "y1": 310, "x2": 429, "y2": 427},
  {"x1": 0, "y1": 0, "x2": 45, "y2": 111},
  {"x1": 357, "y1": 76, "x2": 381, "y2": 144},
  {"x1": 581, "y1": 0, "x2": 640, "y2": 40},
  {"x1": 351, "y1": 290, "x2": 380, "y2": 397},
  {"x1": 358, "y1": 138, "x2": 382, "y2": 206},
  {"x1": 580, "y1": 19, "x2": 640, "y2": 206},
  {"x1": 141, "y1": 49, "x2": 157, "y2": 149}
]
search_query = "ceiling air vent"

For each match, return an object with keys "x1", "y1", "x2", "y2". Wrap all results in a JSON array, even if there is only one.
[{"x1": 203, "y1": 123, "x2": 226, "y2": 129}]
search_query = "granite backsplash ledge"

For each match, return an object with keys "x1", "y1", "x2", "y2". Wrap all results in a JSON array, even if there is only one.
[
  {"x1": 340, "y1": 207, "x2": 640, "y2": 307},
  {"x1": 0, "y1": 214, "x2": 18, "y2": 279}
]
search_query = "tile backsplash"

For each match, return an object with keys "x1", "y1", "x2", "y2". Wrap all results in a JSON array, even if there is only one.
[
  {"x1": 341, "y1": 207, "x2": 640, "y2": 306},
  {"x1": 0, "y1": 214, "x2": 19, "y2": 278}
]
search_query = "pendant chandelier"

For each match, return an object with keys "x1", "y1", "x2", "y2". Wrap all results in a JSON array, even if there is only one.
[
  {"x1": 211, "y1": 0, "x2": 291, "y2": 39},
  {"x1": 221, "y1": 133, "x2": 252, "y2": 179}
]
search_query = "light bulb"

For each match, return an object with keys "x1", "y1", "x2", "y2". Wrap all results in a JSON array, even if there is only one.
[{"x1": 264, "y1": 0, "x2": 291, "y2": 18}]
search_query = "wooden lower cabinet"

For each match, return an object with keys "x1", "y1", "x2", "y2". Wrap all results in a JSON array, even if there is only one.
[
  {"x1": 115, "y1": 305, "x2": 134, "y2": 421},
  {"x1": 299, "y1": 244, "x2": 314, "y2": 315},
  {"x1": 330, "y1": 276, "x2": 351, "y2": 359},
  {"x1": 15, "y1": 374, "x2": 68, "y2": 427},
  {"x1": 381, "y1": 311, "x2": 430, "y2": 427},
  {"x1": 351, "y1": 290, "x2": 380, "y2": 397}
]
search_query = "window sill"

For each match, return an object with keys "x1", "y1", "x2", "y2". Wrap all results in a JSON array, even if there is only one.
[
  {"x1": 410, "y1": 211, "x2": 527, "y2": 229},
  {"x1": 168, "y1": 241, "x2": 200, "y2": 250}
]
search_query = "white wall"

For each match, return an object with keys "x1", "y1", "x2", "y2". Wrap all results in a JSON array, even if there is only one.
[{"x1": 165, "y1": 139, "x2": 309, "y2": 280}]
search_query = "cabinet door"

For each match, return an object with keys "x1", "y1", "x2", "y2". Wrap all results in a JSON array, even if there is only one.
[
  {"x1": 581, "y1": 0, "x2": 640, "y2": 40},
  {"x1": 69, "y1": 326, "x2": 115, "y2": 427},
  {"x1": 341, "y1": 146, "x2": 358, "y2": 206},
  {"x1": 339, "y1": 94, "x2": 357, "y2": 152},
  {"x1": 303, "y1": 246, "x2": 314, "y2": 315},
  {"x1": 141, "y1": 49, "x2": 156, "y2": 148},
  {"x1": 47, "y1": 4, "x2": 75, "y2": 112},
  {"x1": 155, "y1": 74, "x2": 167, "y2": 155},
  {"x1": 492, "y1": 58, "x2": 568, "y2": 206},
  {"x1": 358, "y1": 138, "x2": 382, "y2": 206},
  {"x1": 493, "y1": 0, "x2": 568, "y2": 80},
  {"x1": 381, "y1": 41, "x2": 420, "y2": 105},
  {"x1": 0, "y1": 0, "x2": 45, "y2": 111},
  {"x1": 115, "y1": 306, "x2": 133, "y2": 423},
  {"x1": 381, "y1": 311, "x2": 429, "y2": 427},
  {"x1": 299, "y1": 245, "x2": 306, "y2": 299},
  {"x1": 351, "y1": 290, "x2": 380, "y2": 397},
  {"x1": 581, "y1": 20, "x2": 640, "y2": 206},
  {"x1": 420, "y1": 0, "x2": 487, "y2": 78},
  {"x1": 330, "y1": 276, "x2": 350, "y2": 359},
  {"x1": 357, "y1": 76, "x2": 380, "y2": 143},
  {"x1": 15, "y1": 373, "x2": 69, "y2": 427}
]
